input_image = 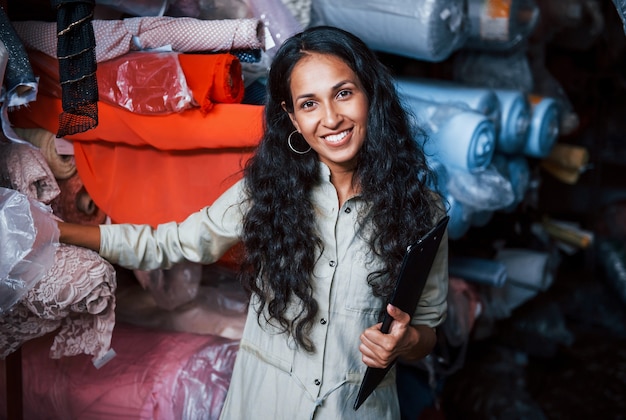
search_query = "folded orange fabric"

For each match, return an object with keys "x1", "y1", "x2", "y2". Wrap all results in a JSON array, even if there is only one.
[
  {"x1": 73, "y1": 140, "x2": 253, "y2": 226},
  {"x1": 178, "y1": 53, "x2": 245, "y2": 114},
  {"x1": 9, "y1": 94, "x2": 264, "y2": 150}
]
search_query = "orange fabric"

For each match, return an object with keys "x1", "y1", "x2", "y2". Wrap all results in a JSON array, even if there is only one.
[
  {"x1": 73, "y1": 140, "x2": 253, "y2": 226},
  {"x1": 28, "y1": 50, "x2": 246, "y2": 115},
  {"x1": 9, "y1": 94, "x2": 264, "y2": 150},
  {"x1": 178, "y1": 53, "x2": 245, "y2": 114}
]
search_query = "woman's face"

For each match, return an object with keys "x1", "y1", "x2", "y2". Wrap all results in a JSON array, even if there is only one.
[{"x1": 284, "y1": 52, "x2": 369, "y2": 174}]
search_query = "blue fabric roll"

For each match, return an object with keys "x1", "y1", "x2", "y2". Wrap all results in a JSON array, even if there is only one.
[
  {"x1": 399, "y1": 95, "x2": 496, "y2": 172},
  {"x1": 395, "y1": 77, "x2": 501, "y2": 133},
  {"x1": 494, "y1": 89, "x2": 531, "y2": 154},
  {"x1": 523, "y1": 96, "x2": 560, "y2": 158}
]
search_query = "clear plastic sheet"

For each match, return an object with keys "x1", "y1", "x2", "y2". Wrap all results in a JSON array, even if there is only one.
[
  {"x1": 0, "y1": 187, "x2": 59, "y2": 314},
  {"x1": 133, "y1": 260, "x2": 202, "y2": 311},
  {"x1": 97, "y1": 51, "x2": 194, "y2": 114},
  {"x1": 447, "y1": 165, "x2": 515, "y2": 211}
]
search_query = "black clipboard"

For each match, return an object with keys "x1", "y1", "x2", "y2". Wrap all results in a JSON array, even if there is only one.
[{"x1": 353, "y1": 215, "x2": 449, "y2": 411}]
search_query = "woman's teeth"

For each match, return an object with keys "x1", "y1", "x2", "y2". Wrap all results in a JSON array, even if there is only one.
[{"x1": 325, "y1": 130, "x2": 349, "y2": 143}]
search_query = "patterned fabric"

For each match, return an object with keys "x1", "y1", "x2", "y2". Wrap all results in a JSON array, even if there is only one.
[
  {"x1": 0, "y1": 139, "x2": 116, "y2": 365},
  {"x1": 0, "y1": 243, "x2": 116, "y2": 363},
  {"x1": 0, "y1": 5, "x2": 37, "y2": 108},
  {"x1": 52, "y1": 0, "x2": 99, "y2": 137},
  {"x1": 12, "y1": 17, "x2": 265, "y2": 63}
]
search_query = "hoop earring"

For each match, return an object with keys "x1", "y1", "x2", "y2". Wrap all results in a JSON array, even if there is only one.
[{"x1": 288, "y1": 130, "x2": 311, "y2": 154}]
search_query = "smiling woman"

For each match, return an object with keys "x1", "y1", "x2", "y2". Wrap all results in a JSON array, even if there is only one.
[
  {"x1": 283, "y1": 52, "x2": 369, "y2": 205},
  {"x1": 55, "y1": 26, "x2": 449, "y2": 419}
]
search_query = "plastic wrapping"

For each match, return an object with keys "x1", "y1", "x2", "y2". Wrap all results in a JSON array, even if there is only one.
[
  {"x1": 98, "y1": 52, "x2": 194, "y2": 114},
  {"x1": 133, "y1": 260, "x2": 202, "y2": 311},
  {"x1": 29, "y1": 50, "x2": 194, "y2": 115},
  {"x1": 310, "y1": 0, "x2": 468, "y2": 62},
  {"x1": 0, "y1": 323, "x2": 239, "y2": 419},
  {"x1": 0, "y1": 187, "x2": 59, "y2": 314},
  {"x1": 446, "y1": 165, "x2": 515, "y2": 211},
  {"x1": 491, "y1": 153, "x2": 530, "y2": 211},
  {"x1": 401, "y1": 96, "x2": 496, "y2": 172}
]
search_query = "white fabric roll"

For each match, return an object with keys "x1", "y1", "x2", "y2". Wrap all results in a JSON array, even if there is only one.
[{"x1": 309, "y1": 0, "x2": 468, "y2": 62}]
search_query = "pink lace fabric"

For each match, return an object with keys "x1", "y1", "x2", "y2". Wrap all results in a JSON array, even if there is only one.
[
  {"x1": 0, "y1": 244, "x2": 116, "y2": 362},
  {"x1": 0, "y1": 140, "x2": 117, "y2": 364}
]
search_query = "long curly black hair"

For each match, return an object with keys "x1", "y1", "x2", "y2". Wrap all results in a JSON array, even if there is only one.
[{"x1": 239, "y1": 26, "x2": 443, "y2": 352}]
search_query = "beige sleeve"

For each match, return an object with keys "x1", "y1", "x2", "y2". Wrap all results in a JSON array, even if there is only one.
[{"x1": 99, "y1": 180, "x2": 246, "y2": 270}]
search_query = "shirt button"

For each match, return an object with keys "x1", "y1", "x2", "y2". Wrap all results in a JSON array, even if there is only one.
[
  {"x1": 345, "y1": 207, "x2": 352, "y2": 213},
  {"x1": 329, "y1": 260, "x2": 336, "y2": 267},
  {"x1": 320, "y1": 318, "x2": 327, "y2": 325},
  {"x1": 314, "y1": 379, "x2": 321, "y2": 386}
]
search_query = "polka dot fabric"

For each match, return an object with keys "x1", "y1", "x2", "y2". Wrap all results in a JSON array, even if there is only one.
[{"x1": 13, "y1": 17, "x2": 265, "y2": 63}]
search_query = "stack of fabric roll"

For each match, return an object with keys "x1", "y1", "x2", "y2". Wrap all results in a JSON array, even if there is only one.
[{"x1": 395, "y1": 75, "x2": 555, "y2": 239}]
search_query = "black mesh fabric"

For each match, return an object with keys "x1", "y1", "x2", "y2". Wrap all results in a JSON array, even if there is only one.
[{"x1": 52, "y1": 0, "x2": 98, "y2": 137}]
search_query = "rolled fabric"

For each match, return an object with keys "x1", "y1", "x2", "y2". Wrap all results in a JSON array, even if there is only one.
[
  {"x1": 310, "y1": 0, "x2": 468, "y2": 62},
  {"x1": 0, "y1": 141, "x2": 60, "y2": 204},
  {"x1": 496, "y1": 248, "x2": 555, "y2": 291},
  {"x1": 50, "y1": 172, "x2": 108, "y2": 226},
  {"x1": 395, "y1": 76, "x2": 501, "y2": 132},
  {"x1": 523, "y1": 94, "x2": 560, "y2": 158},
  {"x1": 449, "y1": 256, "x2": 508, "y2": 287},
  {"x1": 13, "y1": 126, "x2": 77, "y2": 180},
  {"x1": 13, "y1": 17, "x2": 265, "y2": 63},
  {"x1": 400, "y1": 94, "x2": 495, "y2": 172},
  {"x1": 178, "y1": 53, "x2": 245, "y2": 114},
  {"x1": 465, "y1": 0, "x2": 540, "y2": 51},
  {"x1": 493, "y1": 89, "x2": 531, "y2": 154},
  {"x1": 29, "y1": 49, "x2": 245, "y2": 115}
]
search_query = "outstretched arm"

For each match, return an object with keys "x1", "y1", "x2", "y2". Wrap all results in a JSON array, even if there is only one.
[
  {"x1": 58, "y1": 221, "x2": 101, "y2": 252},
  {"x1": 359, "y1": 304, "x2": 437, "y2": 368}
]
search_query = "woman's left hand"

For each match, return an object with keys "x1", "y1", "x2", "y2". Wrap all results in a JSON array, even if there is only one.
[{"x1": 358, "y1": 303, "x2": 420, "y2": 369}]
